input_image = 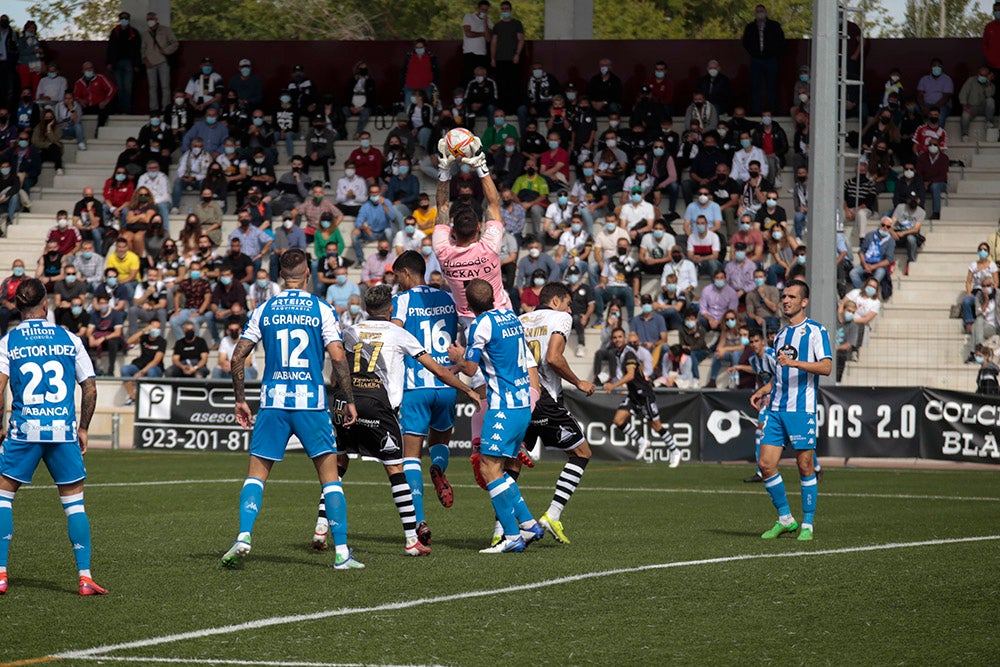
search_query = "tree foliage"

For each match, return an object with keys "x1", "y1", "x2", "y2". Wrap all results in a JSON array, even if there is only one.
[{"x1": 17, "y1": 0, "x2": 997, "y2": 41}]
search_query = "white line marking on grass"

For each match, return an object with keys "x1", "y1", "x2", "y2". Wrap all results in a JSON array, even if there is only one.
[
  {"x1": 52, "y1": 535, "x2": 1000, "y2": 661},
  {"x1": 22, "y1": 478, "x2": 1000, "y2": 502},
  {"x1": 59, "y1": 657, "x2": 441, "y2": 667}
]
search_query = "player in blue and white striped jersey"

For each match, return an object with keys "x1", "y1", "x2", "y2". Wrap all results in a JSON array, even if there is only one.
[
  {"x1": 448, "y1": 278, "x2": 544, "y2": 554},
  {"x1": 751, "y1": 280, "x2": 831, "y2": 542},
  {"x1": 0, "y1": 279, "x2": 106, "y2": 595},
  {"x1": 222, "y1": 249, "x2": 364, "y2": 570},
  {"x1": 743, "y1": 331, "x2": 776, "y2": 483},
  {"x1": 390, "y1": 251, "x2": 460, "y2": 528}
]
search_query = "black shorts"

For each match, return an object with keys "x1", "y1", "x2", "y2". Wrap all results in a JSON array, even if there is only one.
[
  {"x1": 523, "y1": 392, "x2": 586, "y2": 451},
  {"x1": 331, "y1": 391, "x2": 404, "y2": 466},
  {"x1": 618, "y1": 392, "x2": 660, "y2": 422}
]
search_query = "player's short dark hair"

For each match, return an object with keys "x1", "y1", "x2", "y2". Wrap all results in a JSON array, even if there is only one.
[
  {"x1": 393, "y1": 250, "x2": 426, "y2": 277},
  {"x1": 15, "y1": 279, "x2": 46, "y2": 312},
  {"x1": 280, "y1": 248, "x2": 308, "y2": 274},
  {"x1": 539, "y1": 281, "x2": 569, "y2": 306},
  {"x1": 466, "y1": 278, "x2": 494, "y2": 315},
  {"x1": 786, "y1": 279, "x2": 810, "y2": 298},
  {"x1": 452, "y1": 206, "x2": 480, "y2": 241},
  {"x1": 364, "y1": 283, "x2": 393, "y2": 314}
]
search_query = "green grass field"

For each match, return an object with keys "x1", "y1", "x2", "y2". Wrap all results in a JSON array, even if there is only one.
[{"x1": 0, "y1": 450, "x2": 997, "y2": 667}]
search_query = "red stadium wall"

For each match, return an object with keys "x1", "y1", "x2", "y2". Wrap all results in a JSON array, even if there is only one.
[{"x1": 39, "y1": 38, "x2": 980, "y2": 114}]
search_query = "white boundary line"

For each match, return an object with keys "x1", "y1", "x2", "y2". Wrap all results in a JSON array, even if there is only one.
[
  {"x1": 52, "y1": 535, "x2": 1000, "y2": 661},
  {"x1": 21, "y1": 478, "x2": 1000, "y2": 502},
  {"x1": 59, "y1": 658, "x2": 438, "y2": 667}
]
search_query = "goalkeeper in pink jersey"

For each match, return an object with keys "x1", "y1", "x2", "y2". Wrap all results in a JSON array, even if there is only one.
[{"x1": 432, "y1": 135, "x2": 512, "y2": 331}]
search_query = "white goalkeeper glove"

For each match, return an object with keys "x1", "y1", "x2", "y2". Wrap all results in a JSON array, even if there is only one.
[
  {"x1": 462, "y1": 151, "x2": 490, "y2": 179},
  {"x1": 437, "y1": 137, "x2": 454, "y2": 180}
]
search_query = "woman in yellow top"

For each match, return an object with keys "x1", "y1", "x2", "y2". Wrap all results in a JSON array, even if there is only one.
[{"x1": 411, "y1": 192, "x2": 437, "y2": 233}]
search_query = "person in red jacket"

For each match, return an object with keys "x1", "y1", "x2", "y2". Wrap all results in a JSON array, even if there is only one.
[
  {"x1": 983, "y1": 3, "x2": 1000, "y2": 108},
  {"x1": 916, "y1": 137, "x2": 949, "y2": 220},
  {"x1": 103, "y1": 165, "x2": 134, "y2": 233},
  {"x1": 399, "y1": 38, "x2": 439, "y2": 107},
  {"x1": 347, "y1": 132, "x2": 384, "y2": 186},
  {"x1": 73, "y1": 61, "x2": 117, "y2": 135}
]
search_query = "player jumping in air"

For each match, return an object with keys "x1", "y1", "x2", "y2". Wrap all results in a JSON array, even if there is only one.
[
  {"x1": 449, "y1": 279, "x2": 543, "y2": 554},
  {"x1": 315, "y1": 284, "x2": 480, "y2": 556},
  {"x1": 750, "y1": 280, "x2": 832, "y2": 541},
  {"x1": 519, "y1": 282, "x2": 597, "y2": 544},
  {"x1": 0, "y1": 279, "x2": 106, "y2": 595},
  {"x1": 222, "y1": 249, "x2": 364, "y2": 570},
  {"x1": 603, "y1": 327, "x2": 682, "y2": 467}
]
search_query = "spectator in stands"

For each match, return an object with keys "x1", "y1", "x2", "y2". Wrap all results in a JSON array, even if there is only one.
[
  {"x1": 755, "y1": 188, "x2": 786, "y2": 234},
  {"x1": 46, "y1": 210, "x2": 82, "y2": 256},
  {"x1": 301, "y1": 116, "x2": 335, "y2": 187},
  {"x1": 516, "y1": 237, "x2": 559, "y2": 287},
  {"x1": 917, "y1": 58, "x2": 954, "y2": 119},
  {"x1": 400, "y1": 37, "x2": 439, "y2": 106},
  {"x1": 73, "y1": 61, "x2": 116, "y2": 134},
  {"x1": 393, "y1": 217, "x2": 425, "y2": 256},
  {"x1": 699, "y1": 269, "x2": 739, "y2": 331},
  {"x1": 164, "y1": 90, "x2": 195, "y2": 148},
  {"x1": 0, "y1": 159, "x2": 19, "y2": 222},
  {"x1": 745, "y1": 266, "x2": 780, "y2": 334},
  {"x1": 0, "y1": 107, "x2": 15, "y2": 149},
  {"x1": 144, "y1": 214, "x2": 167, "y2": 264},
  {"x1": 682, "y1": 131, "x2": 725, "y2": 205},
  {"x1": 684, "y1": 185, "x2": 723, "y2": 237},
  {"x1": 595, "y1": 237, "x2": 638, "y2": 321},
  {"x1": 684, "y1": 91, "x2": 718, "y2": 133},
  {"x1": 661, "y1": 245, "x2": 698, "y2": 303},
  {"x1": 104, "y1": 238, "x2": 140, "y2": 293},
  {"x1": 761, "y1": 218, "x2": 795, "y2": 286},
  {"x1": 852, "y1": 218, "x2": 897, "y2": 291},
  {"x1": 169, "y1": 260, "x2": 212, "y2": 339},
  {"x1": 0, "y1": 259, "x2": 26, "y2": 334},
  {"x1": 386, "y1": 157, "x2": 420, "y2": 221},
  {"x1": 638, "y1": 220, "x2": 674, "y2": 275},
  {"x1": 228, "y1": 58, "x2": 262, "y2": 108},
  {"x1": 562, "y1": 265, "x2": 593, "y2": 357},
  {"x1": 686, "y1": 214, "x2": 722, "y2": 278},
  {"x1": 843, "y1": 160, "x2": 879, "y2": 237},
  {"x1": 742, "y1": 5, "x2": 785, "y2": 115},
  {"x1": 53, "y1": 270, "x2": 85, "y2": 317},
  {"x1": 890, "y1": 191, "x2": 925, "y2": 272},
  {"x1": 36, "y1": 63, "x2": 67, "y2": 110},
  {"x1": 516, "y1": 63, "x2": 560, "y2": 133},
  {"x1": 464, "y1": 66, "x2": 498, "y2": 131},
  {"x1": 140, "y1": 12, "x2": 178, "y2": 113},
  {"x1": 789, "y1": 165, "x2": 809, "y2": 239},
  {"x1": 36, "y1": 239, "x2": 66, "y2": 293},
  {"x1": 490, "y1": 3, "x2": 525, "y2": 111},
  {"x1": 181, "y1": 107, "x2": 228, "y2": 156},
  {"x1": 121, "y1": 320, "x2": 166, "y2": 405},
  {"x1": 339, "y1": 293, "x2": 368, "y2": 328},
  {"x1": 893, "y1": 161, "x2": 926, "y2": 212},
  {"x1": 30, "y1": 107, "x2": 63, "y2": 175},
  {"x1": 56, "y1": 295, "x2": 89, "y2": 336},
  {"x1": 332, "y1": 160, "x2": 364, "y2": 217},
  {"x1": 214, "y1": 316, "x2": 257, "y2": 380},
  {"x1": 969, "y1": 275, "x2": 999, "y2": 359},
  {"x1": 122, "y1": 186, "x2": 157, "y2": 258},
  {"x1": 354, "y1": 184, "x2": 400, "y2": 262},
  {"x1": 71, "y1": 186, "x2": 103, "y2": 248},
  {"x1": 314, "y1": 238, "x2": 345, "y2": 297},
  {"x1": 127, "y1": 265, "x2": 167, "y2": 335},
  {"x1": 675, "y1": 307, "x2": 707, "y2": 379},
  {"x1": 833, "y1": 300, "x2": 862, "y2": 383},
  {"x1": 958, "y1": 67, "x2": 995, "y2": 141},
  {"x1": 106, "y1": 11, "x2": 141, "y2": 114},
  {"x1": 519, "y1": 268, "x2": 547, "y2": 313},
  {"x1": 695, "y1": 59, "x2": 732, "y2": 115},
  {"x1": 843, "y1": 278, "x2": 881, "y2": 338},
  {"x1": 170, "y1": 140, "x2": 209, "y2": 215},
  {"x1": 512, "y1": 158, "x2": 549, "y2": 237},
  {"x1": 912, "y1": 107, "x2": 946, "y2": 157},
  {"x1": 587, "y1": 58, "x2": 623, "y2": 115},
  {"x1": 136, "y1": 159, "x2": 170, "y2": 223},
  {"x1": 72, "y1": 239, "x2": 104, "y2": 290},
  {"x1": 974, "y1": 344, "x2": 1000, "y2": 394},
  {"x1": 962, "y1": 243, "x2": 999, "y2": 334},
  {"x1": 53, "y1": 91, "x2": 85, "y2": 151},
  {"x1": 731, "y1": 129, "x2": 767, "y2": 183},
  {"x1": 348, "y1": 132, "x2": 383, "y2": 186},
  {"x1": 652, "y1": 273, "x2": 685, "y2": 332},
  {"x1": 592, "y1": 302, "x2": 625, "y2": 380},
  {"x1": 325, "y1": 266, "x2": 358, "y2": 314},
  {"x1": 209, "y1": 266, "x2": 246, "y2": 345},
  {"x1": 540, "y1": 188, "x2": 573, "y2": 244},
  {"x1": 341, "y1": 61, "x2": 375, "y2": 139},
  {"x1": 167, "y1": 321, "x2": 210, "y2": 378},
  {"x1": 482, "y1": 109, "x2": 519, "y2": 157},
  {"x1": 85, "y1": 294, "x2": 125, "y2": 376},
  {"x1": 630, "y1": 293, "x2": 668, "y2": 359},
  {"x1": 725, "y1": 241, "x2": 756, "y2": 298},
  {"x1": 751, "y1": 112, "x2": 787, "y2": 185},
  {"x1": 916, "y1": 136, "x2": 948, "y2": 221},
  {"x1": 360, "y1": 238, "x2": 396, "y2": 288},
  {"x1": 867, "y1": 139, "x2": 894, "y2": 194},
  {"x1": 248, "y1": 269, "x2": 280, "y2": 309},
  {"x1": 95, "y1": 267, "x2": 131, "y2": 312},
  {"x1": 183, "y1": 57, "x2": 223, "y2": 112},
  {"x1": 790, "y1": 64, "x2": 810, "y2": 115},
  {"x1": 707, "y1": 310, "x2": 744, "y2": 388}
]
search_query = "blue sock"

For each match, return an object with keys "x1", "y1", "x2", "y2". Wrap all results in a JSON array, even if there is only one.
[
  {"x1": 322, "y1": 481, "x2": 348, "y2": 547},
  {"x1": 0, "y1": 490, "x2": 14, "y2": 569},
  {"x1": 486, "y1": 477, "x2": 519, "y2": 537},
  {"x1": 429, "y1": 444, "x2": 450, "y2": 472},
  {"x1": 402, "y1": 457, "x2": 425, "y2": 524},
  {"x1": 763, "y1": 473, "x2": 792, "y2": 519},
  {"x1": 503, "y1": 474, "x2": 534, "y2": 526},
  {"x1": 239, "y1": 477, "x2": 265, "y2": 535},
  {"x1": 800, "y1": 474, "x2": 818, "y2": 525},
  {"x1": 61, "y1": 492, "x2": 92, "y2": 573}
]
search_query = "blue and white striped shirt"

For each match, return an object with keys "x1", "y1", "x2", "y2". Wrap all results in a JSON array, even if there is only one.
[
  {"x1": 392, "y1": 285, "x2": 458, "y2": 391},
  {"x1": 465, "y1": 308, "x2": 532, "y2": 410},
  {"x1": 769, "y1": 318, "x2": 831, "y2": 413}
]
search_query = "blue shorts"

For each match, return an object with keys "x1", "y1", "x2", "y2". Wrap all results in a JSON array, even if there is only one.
[
  {"x1": 250, "y1": 409, "x2": 338, "y2": 461},
  {"x1": 760, "y1": 411, "x2": 816, "y2": 451},
  {"x1": 479, "y1": 407, "x2": 531, "y2": 459},
  {"x1": 399, "y1": 387, "x2": 457, "y2": 437},
  {"x1": 0, "y1": 439, "x2": 87, "y2": 485}
]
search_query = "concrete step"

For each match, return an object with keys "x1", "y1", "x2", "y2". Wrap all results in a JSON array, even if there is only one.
[
  {"x1": 887, "y1": 288, "x2": 963, "y2": 306},
  {"x1": 940, "y1": 206, "x2": 1000, "y2": 222},
  {"x1": 843, "y1": 365, "x2": 977, "y2": 390},
  {"x1": 956, "y1": 180, "x2": 1000, "y2": 195}
]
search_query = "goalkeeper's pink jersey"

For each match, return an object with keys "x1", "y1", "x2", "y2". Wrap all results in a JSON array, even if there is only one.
[{"x1": 432, "y1": 219, "x2": 512, "y2": 319}]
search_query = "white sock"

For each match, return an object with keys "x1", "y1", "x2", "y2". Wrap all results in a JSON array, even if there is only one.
[
  {"x1": 79, "y1": 568, "x2": 92, "y2": 578},
  {"x1": 546, "y1": 504, "x2": 563, "y2": 521},
  {"x1": 335, "y1": 544, "x2": 349, "y2": 559},
  {"x1": 779, "y1": 514, "x2": 795, "y2": 526},
  {"x1": 802, "y1": 523, "x2": 813, "y2": 531}
]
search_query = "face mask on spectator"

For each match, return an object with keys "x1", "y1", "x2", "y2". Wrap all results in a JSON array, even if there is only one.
[
  {"x1": 336, "y1": 274, "x2": 347, "y2": 285},
  {"x1": 529, "y1": 248, "x2": 541, "y2": 259},
  {"x1": 796, "y1": 255, "x2": 806, "y2": 265},
  {"x1": 653, "y1": 229, "x2": 664, "y2": 240},
  {"x1": 864, "y1": 285, "x2": 877, "y2": 297},
  {"x1": 772, "y1": 230, "x2": 783, "y2": 240},
  {"x1": 641, "y1": 304, "x2": 653, "y2": 315},
  {"x1": 843, "y1": 311, "x2": 855, "y2": 322},
  {"x1": 735, "y1": 250, "x2": 746, "y2": 261},
  {"x1": 349, "y1": 304, "x2": 361, "y2": 315},
  {"x1": 533, "y1": 277, "x2": 545, "y2": 287},
  {"x1": 653, "y1": 147, "x2": 665, "y2": 157},
  {"x1": 931, "y1": 66, "x2": 942, "y2": 77},
  {"x1": 697, "y1": 194, "x2": 709, "y2": 205},
  {"x1": 635, "y1": 164, "x2": 647, "y2": 175},
  {"x1": 696, "y1": 224, "x2": 707, "y2": 235},
  {"x1": 345, "y1": 168, "x2": 356, "y2": 177},
  {"x1": 605, "y1": 223, "x2": 617, "y2": 233},
  {"x1": 739, "y1": 221, "x2": 751, "y2": 232},
  {"x1": 421, "y1": 245, "x2": 433, "y2": 256},
  {"x1": 605, "y1": 138, "x2": 617, "y2": 147},
  {"x1": 715, "y1": 280, "x2": 727, "y2": 289},
  {"x1": 766, "y1": 198, "x2": 777, "y2": 207},
  {"x1": 754, "y1": 277, "x2": 765, "y2": 287},
  {"x1": 190, "y1": 270, "x2": 202, "y2": 280},
  {"x1": 583, "y1": 167, "x2": 594, "y2": 177},
  {"x1": 979, "y1": 249, "x2": 989, "y2": 260},
  {"x1": 684, "y1": 320, "x2": 696, "y2": 330}
]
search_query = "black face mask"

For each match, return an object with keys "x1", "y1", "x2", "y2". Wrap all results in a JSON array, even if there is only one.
[
  {"x1": 671, "y1": 253, "x2": 683, "y2": 262},
  {"x1": 525, "y1": 167, "x2": 536, "y2": 176},
  {"x1": 228, "y1": 331, "x2": 240, "y2": 340},
  {"x1": 748, "y1": 171, "x2": 760, "y2": 178},
  {"x1": 198, "y1": 246, "x2": 211, "y2": 253},
  {"x1": 880, "y1": 116, "x2": 891, "y2": 123},
  {"x1": 378, "y1": 248, "x2": 389, "y2": 257},
  {"x1": 796, "y1": 175, "x2": 807, "y2": 183},
  {"x1": 184, "y1": 331, "x2": 195, "y2": 340},
  {"x1": 617, "y1": 247, "x2": 627, "y2": 256}
]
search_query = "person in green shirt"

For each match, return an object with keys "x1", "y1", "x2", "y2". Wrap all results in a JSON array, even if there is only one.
[
  {"x1": 511, "y1": 158, "x2": 549, "y2": 238},
  {"x1": 482, "y1": 108, "x2": 520, "y2": 155}
]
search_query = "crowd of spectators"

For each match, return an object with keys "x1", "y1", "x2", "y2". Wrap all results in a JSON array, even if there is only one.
[{"x1": 0, "y1": 3, "x2": 998, "y2": 386}]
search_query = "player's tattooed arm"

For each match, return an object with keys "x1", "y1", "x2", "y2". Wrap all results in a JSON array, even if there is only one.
[
  {"x1": 229, "y1": 339, "x2": 256, "y2": 404},
  {"x1": 436, "y1": 178, "x2": 451, "y2": 226},
  {"x1": 79, "y1": 378, "x2": 97, "y2": 431},
  {"x1": 327, "y1": 342, "x2": 354, "y2": 403}
]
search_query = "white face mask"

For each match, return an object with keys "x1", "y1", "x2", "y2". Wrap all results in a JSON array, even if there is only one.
[
  {"x1": 345, "y1": 168, "x2": 356, "y2": 178},
  {"x1": 928, "y1": 145, "x2": 940, "y2": 154},
  {"x1": 903, "y1": 169, "x2": 914, "y2": 179},
  {"x1": 708, "y1": 68, "x2": 718, "y2": 77}
]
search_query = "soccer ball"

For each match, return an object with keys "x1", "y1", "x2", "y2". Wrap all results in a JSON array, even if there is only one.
[{"x1": 444, "y1": 127, "x2": 477, "y2": 158}]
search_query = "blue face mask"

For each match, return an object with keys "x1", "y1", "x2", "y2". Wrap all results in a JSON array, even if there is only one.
[
  {"x1": 12, "y1": 267, "x2": 24, "y2": 277},
  {"x1": 558, "y1": 196, "x2": 569, "y2": 206},
  {"x1": 150, "y1": 117, "x2": 161, "y2": 126},
  {"x1": 415, "y1": 47, "x2": 425, "y2": 56},
  {"x1": 548, "y1": 140, "x2": 559, "y2": 150},
  {"x1": 796, "y1": 255, "x2": 806, "y2": 265},
  {"x1": 741, "y1": 139, "x2": 752, "y2": 148},
  {"x1": 975, "y1": 355, "x2": 985, "y2": 364},
  {"x1": 421, "y1": 245, "x2": 433, "y2": 256},
  {"x1": 336, "y1": 274, "x2": 347, "y2": 285},
  {"x1": 224, "y1": 146, "x2": 235, "y2": 155},
  {"x1": 979, "y1": 249, "x2": 989, "y2": 260},
  {"x1": 605, "y1": 223, "x2": 616, "y2": 233},
  {"x1": 979, "y1": 75, "x2": 988, "y2": 84},
  {"x1": 684, "y1": 320, "x2": 696, "y2": 330},
  {"x1": 149, "y1": 328, "x2": 161, "y2": 339},
  {"x1": 220, "y1": 276, "x2": 232, "y2": 286},
  {"x1": 501, "y1": 11, "x2": 511, "y2": 19},
  {"x1": 666, "y1": 283, "x2": 677, "y2": 292},
  {"x1": 631, "y1": 193, "x2": 642, "y2": 204},
  {"x1": 569, "y1": 223, "x2": 581, "y2": 234},
  {"x1": 754, "y1": 277, "x2": 765, "y2": 287},
  {"x1": 256, "y1": 279, "x2": 268, "y2": 288},
  {"x1": 71, "y1": 305, "x2": 83, "y2": 315},
  {"x1": 641, "y1": 304, "x2": 653, "y2": 315},
  {"x1": 240, "y1": 67, "x2": 251, "y2": 77},
  {"x1": 567, "y1": 273, "x2": 580, "y2": 283},
  {"x1": 931, "y1": 66, "x2": 942, "y2": 77},
  {"x1": 653, "y1": 230, "x2": 664, "y2": 240},
  {"x1": 202, "y1": 66, "x2": 212, "y2": 75},
  {"x1": 843, "y1": 311, "x2": 855, "y2": 322},
  {"x1": 190, "y1": 270, "x2": 201, "y2": 280},
  {"x1": 864, "y1": 285, "x2": 877, "y2": 297},
  {"x1": 583, "y1": 168, "x2": 594, "y2": 177},
  {"x1": 205, "y1": 116, "x2": 217, "y2": 125},
  {"x1": 740, "y1": 336, "x2": 750, "y2": 346},
  {"x1": 106, "y1": 276, "x2": 118, "y2": 286},
  {"x1": 735, "y1": 251, "x2": 746, "y2": 261},
  {"x1": 399, "y1": 165, "x2": 410, "y2": 175},
  {"x1": 653, "y1": 147, "x2": 664, "y2": 157},
  {"x1": 65, "y1": 274, "x2": 77, "y2": 284},
  {"x1": 504, "y1": 144, "x2": 515, "y2": 153},
  {"x1": 280, "y1": 95, "x2": 291, "y2": 104},
  {"x1": 696, "y1": 224, "x2": 707, "y2": 235},
  {"x1": 47, "y1": 71, "x2": 57, "y2": 79},
  {"x1": 369, "y1": 195, "x2": 380, "y2": 204},
  {"x1": 349, "y1": 304, "x2": 361, "y2": 315},
  {"x1": 494, "y1": 117, "x2": 505, "y2": 126},
  {"x1": 115, "y1": 172, "x2": 126, "y2": 182},
  {"x1": 714, "y1": 279, "x2": 726, "y2": 289},
  {"x1": 533, "y1": 277, "x2": 546, "y2": 287},
  {"x1": 635, "y1": 165, "x2": 646, "y2": 175},
  {"x1": 460, "y1": 164, "x2": 471, "y2": 174},
  {"x1": 17, "y1": 140, "x2": 28, "y2": 149},
  {"x1": 320, "y1": 219, "x2": 331, "y2": 229},
  {"x1": 655, "y1": 70, "x2": 665, "y2": 80},
  {"x1": 82, "y1": 251, "x2": 93, "y2": 260},
  {"x1": 252, "y1": 117, "x2": 263, "y2": 126},
  {"x1": 405, "y1": 225, "x2": 415, "y2": 235},
  {"x1": 799, "y1": 74, "x2": 809, "y2": 82},
  {"x1": 725, "y1": 318, "x2": 737, "y2": 328}
]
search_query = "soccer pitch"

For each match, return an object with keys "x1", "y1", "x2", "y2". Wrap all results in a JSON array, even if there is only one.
[{"x1": 1, "y1": 451, "x2": 997, "y2": 666}]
